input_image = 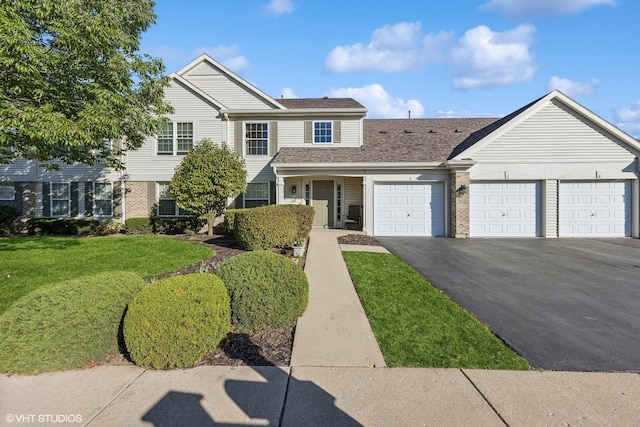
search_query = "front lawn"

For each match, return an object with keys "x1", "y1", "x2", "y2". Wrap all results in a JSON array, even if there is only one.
[
  {"x1": 0, "y1": 235, "x2": 213, "y2": 314},
  {"x1": 342, "y1": 251, "x2": 529, "y2": 370}
]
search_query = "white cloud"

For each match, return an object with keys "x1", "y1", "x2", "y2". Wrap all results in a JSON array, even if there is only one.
[
  {"x1": 280, "y1": 87, "x2": 298, "y2": 98},
  {"x1": 614, "y1": 101, "x2": 640, "y2": 137},
  {"x1": 435, "y1": 109, "x2": 494, "y2": 118},
  {"x1": 481, "y1": 0, "x2": 616, "y2": 19},
  {"x1": 263, "y1": 0, "x2": 295, "y2": 17},
  {"x1": 193, "y1": 45, "x2": 250, "y2": 72},
  {"x1": 324, "y1": 22, "x2": 453, "y2": 73},
  {"x1": 326, "y1": 84, "x2": 424, "y2": 119},
  {"x1": 450, "y1": 25, "x2": 537, "y2": 89},
  {"x1": 547, "y1": 76, "x2": 600, "y2": 97},
  {"x1": 324, "y1": 22, "x2": 536, "y2": 90}
]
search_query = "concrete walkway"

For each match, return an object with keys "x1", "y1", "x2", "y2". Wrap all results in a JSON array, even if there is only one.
[
  {"x1": 290, "y1": 230, "x2": 386, "y2": 368},
  {"x1": 2, "y1": 230, "x2": 640, "y2": 426}
]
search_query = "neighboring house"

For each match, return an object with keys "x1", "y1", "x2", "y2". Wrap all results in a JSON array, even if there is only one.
[{"x1": 2, "y1": 54, "x2": 639, "y2": 238}]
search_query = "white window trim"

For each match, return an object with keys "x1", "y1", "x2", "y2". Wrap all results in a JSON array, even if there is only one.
[
  {"x1": 313, "y1": 121, "x2": 333, "y2": 144},
  {"x1": 244, "y1": 182, "x2": 270, "y2": 208},
  {"x1": 244, "y1": 122, "x2": 269, "y2": 156},
  {"x1": 50, "y1": 182, "x2": 70, "y2": 218},
  {"x1": 156, "y1": 121, "x2": 195, "y2": 156},
  {"x1": 0, "y1": 182, "x2": 15, "y2": 206},
  {"x1": 93, "y1": 182, "x2": 113, "y2": 217}
]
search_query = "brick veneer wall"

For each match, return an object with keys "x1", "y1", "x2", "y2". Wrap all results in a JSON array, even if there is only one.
[
  {"x1": 450, "y1": 171, "x2": 470, "y2": 238},
  {"x1": 125, "y1": 181, "x2": 150, "y2": 219}
]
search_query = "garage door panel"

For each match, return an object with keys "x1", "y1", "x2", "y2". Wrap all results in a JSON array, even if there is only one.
[
  {"x1": 470, "y1": 181, "x2": 541, "y2": 237},
  {"x1": 374, "y1": 182, "x2": 445, "y2": 236},
  {"x1": 559, "y1": 181, "x2": 631, "y2": 237}
]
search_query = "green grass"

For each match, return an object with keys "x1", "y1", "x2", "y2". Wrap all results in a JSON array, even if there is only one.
[
  {"x1": 0, "y1": 235, "x2": 213, "y2": 314},
  {"x1": 342, "y1": 251, "x2": 529, "y2": 370}
]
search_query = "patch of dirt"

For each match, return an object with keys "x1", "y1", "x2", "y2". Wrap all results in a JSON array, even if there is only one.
[
  {"x1": 103, "y1": 233, "x2": 298, "y2": 368},
  {"x1": 337, "y1": 233, "x2": 382, "y2": 246}
]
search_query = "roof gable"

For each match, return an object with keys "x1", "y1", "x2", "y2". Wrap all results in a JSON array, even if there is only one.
[
  {"x1": 451, "y1": 90, "x2": 640, "y2": 161},
  {"x1": 174, "y1": 54, "x2": 285, "y2": 110}
]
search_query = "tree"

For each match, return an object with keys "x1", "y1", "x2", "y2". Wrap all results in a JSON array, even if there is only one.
[
  {"x1": 0, "y1": 0, "x2": 172, "y2": 169},
  {"x1": 170, "y1": 139, "x2": 247, "y2": 236}
]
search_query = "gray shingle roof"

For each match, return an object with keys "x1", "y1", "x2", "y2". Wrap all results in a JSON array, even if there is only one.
[
  {"x1": 272, "y1": 117, "x2": 500, "y2": 164},
  {"x1": 279, "y1": 98, "x2": 366, "y2": 109}
]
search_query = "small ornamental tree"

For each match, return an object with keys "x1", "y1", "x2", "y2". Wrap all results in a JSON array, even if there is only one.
[{"x1": 170, "y1": 139, "x2": 246, "y2": 235}]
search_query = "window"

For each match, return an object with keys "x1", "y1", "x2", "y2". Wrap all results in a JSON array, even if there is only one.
[
  {"x1": 157, "y1": 122, "x2": 193, "y2": 155},
  {"x1": 0, "y1": 183, "x2": 15, "y2": 209},
  {"x1": 93, "y1": 182, "x2": 113, "y2": 217},
  {"x1": 51, "y1": 183, "x2": 70, "y2": 217},
  {"x1": 245, "y1": 122, "x2": 268, "y2": 155},
  {"x1": 314, "y1": 121, "x2": 332, "y2": 143},
  {"x1": 157, "y1": 182, "x2": 189, "y2": 216},
  {"x1": 245, "y1": 182, "x2": 269, "y2": 208}
]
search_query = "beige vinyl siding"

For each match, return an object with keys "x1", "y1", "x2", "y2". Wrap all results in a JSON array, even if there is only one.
[
  {"x1": 544, "y1": 180, "x2": 558, "y2": 238},
  {"x1": 473, "y1": 101, "x2": 635, "y2": 163},
  {"x1": 183, "y1": 62, "x2": 274, "y2": 110},
  {"x1": 344, "y1": 177, "x2": 363, "y2": 207},
  {"x1": 126, "y1": 81, "x2": 224, "y2": 181},
  {"x1": 277, "y1": 118, "x2": 362, "y2": 148}
]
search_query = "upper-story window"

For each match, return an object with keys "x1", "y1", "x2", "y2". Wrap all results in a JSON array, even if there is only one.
[
  {"x1": 0, "y1": 183, "x2": 15, "y2": 209},
  {"x1": 51, "y1": 183, "x2": 70, "y2": 217},
  {"x1": 157, "y1": 122, "x2": 193, "y2": 155},
  {"x1": 245, "y1": 122, "x2": 268, "y2": 155},
  {"x1": 314, "y1": 121, "x2": 332, "y2": 144}
]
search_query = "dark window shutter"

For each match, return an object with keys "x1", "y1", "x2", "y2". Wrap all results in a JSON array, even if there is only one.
[
  {"x1": 113, "y1": 181, "x2": 122, "y2": 218},
  {"x1": 304, "y1": 121, "x2": 312, "y2": 143},
  {"x1": 234, "y1": 122, "x2": 243, "y2": 155},
  {"x1": 42, "y1": 182, "x2": 50, "y2": 217},
  {"x1": 147, "y1": 182, "x2": 156, "y2": 216},
  {"x1": 14, "y1": 182, "x2": 23, "y2": 216},
  {"x1": 70, "y1": 182, "x2": 79, "y2": 217},
  {"x1": 85, "y1": 182, "x2": 93, "y2": 217},
  {"x1": 269, "y1": 121, "x2": 278, "y2": 155},
  {"x1": 270, "y1": 181, "x2": 276, "y2": 205},
  {"x1": 333, "y1": 121, "x2": 341, "y2": 143},
  {"x1": 234, "y1": 193, "x2": 244, "y2": 209}
]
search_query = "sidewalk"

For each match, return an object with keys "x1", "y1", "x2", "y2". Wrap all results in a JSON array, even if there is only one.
[{"x1": 1, "y1": 230, "x2": 640, "y2": 426}]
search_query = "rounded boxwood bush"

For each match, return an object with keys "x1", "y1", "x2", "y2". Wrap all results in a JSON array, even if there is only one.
[
  {"x1": 217, "y1": 251, "x2": 309, "y2": 333},
  {"x1": 0, "y1": 271, "x2": 146, "y2": 374},
  {"x1": 123, "y1": 273, "x2": 231, "y2": 369}
]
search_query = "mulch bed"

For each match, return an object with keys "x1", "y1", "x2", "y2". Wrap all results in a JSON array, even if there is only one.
[{"x1": 105, "y1": 232, "x2": 380, "y2": 368}]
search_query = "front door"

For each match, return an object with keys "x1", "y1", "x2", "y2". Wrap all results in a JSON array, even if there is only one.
[{"x1": 312, "y1": 180, "x2": 334, "y2": 228}]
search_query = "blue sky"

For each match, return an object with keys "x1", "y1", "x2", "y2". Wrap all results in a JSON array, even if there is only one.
[{"x1": 141, "y1": 0, "x2": 640, "y2": 137}]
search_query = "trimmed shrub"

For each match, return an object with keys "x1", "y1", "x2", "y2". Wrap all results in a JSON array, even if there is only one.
[
  {"x1": 222, "y1": 208, "x2": 241, "y2": 235},
  {"x1": 0, "y1": 204, "x2": 14, "y2": 234},
  {"x1": 275, "y1": 204, "x2": 315, "y2": 241},
  {"x1": 26, "y1": 218, "x2": 99, "y2": 235},
  {"x1": 123, "y1": 274, "x2": 231, "y2": 369},
  {"x1": 233, "y1": 206, "x2": 297, "y2": 250},
  {"x1": 150, "y1": 216, "x2": 204, "y2": 235},
  {"x1": 0, "y1": 271, "x2": 146, "y2": 374},
  {"x1": 124, "y1": 217, "x2": 152, "y2": 235},
  {"x1": 93, "y1": 220, "x2": 123, "y2": 236},
  {"x1": 217, "y1": 251, "x2": 309, "y2": 333}
]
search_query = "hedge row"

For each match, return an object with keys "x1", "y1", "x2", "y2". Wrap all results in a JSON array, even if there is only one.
[
  {"x1": 0, "y1": 205, "x2": 13, "y2": 234},
  {"x1": 26, "y1": 218, "x2": 100, "y2": 236},
  {"x1": 124, "y1": 217, "x2": 204, "y2": 235},
  {"x1": 227, "y1": 204, "x2": 315, "y2": 250}
]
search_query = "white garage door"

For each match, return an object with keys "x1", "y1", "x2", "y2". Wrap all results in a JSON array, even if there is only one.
[
  {"x1": 470, "y1": 182, "x2": 541, "y2": 237},
  {"x1": 374, "y1": 182, "x2": 445, "y2": 236},
  {"x1": 559, "y1": 181, "x2": 631, "y2": 237}
]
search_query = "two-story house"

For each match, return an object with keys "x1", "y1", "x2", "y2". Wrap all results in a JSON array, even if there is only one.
[{"x1": 2, "y1": 54, "x2": 640, "y2": 238}]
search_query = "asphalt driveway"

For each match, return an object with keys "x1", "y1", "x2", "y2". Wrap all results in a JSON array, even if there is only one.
[{"x1": 377, "y1": 237, "x2": 640, "y2": 372}]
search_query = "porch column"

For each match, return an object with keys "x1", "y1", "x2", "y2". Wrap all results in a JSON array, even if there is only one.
[
  {"x1": 276, "y1": 176, "x2": 285, "y2": 205},
  {"x1": 450, "y1": 170, "x2": 470, "y2": 238}
]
